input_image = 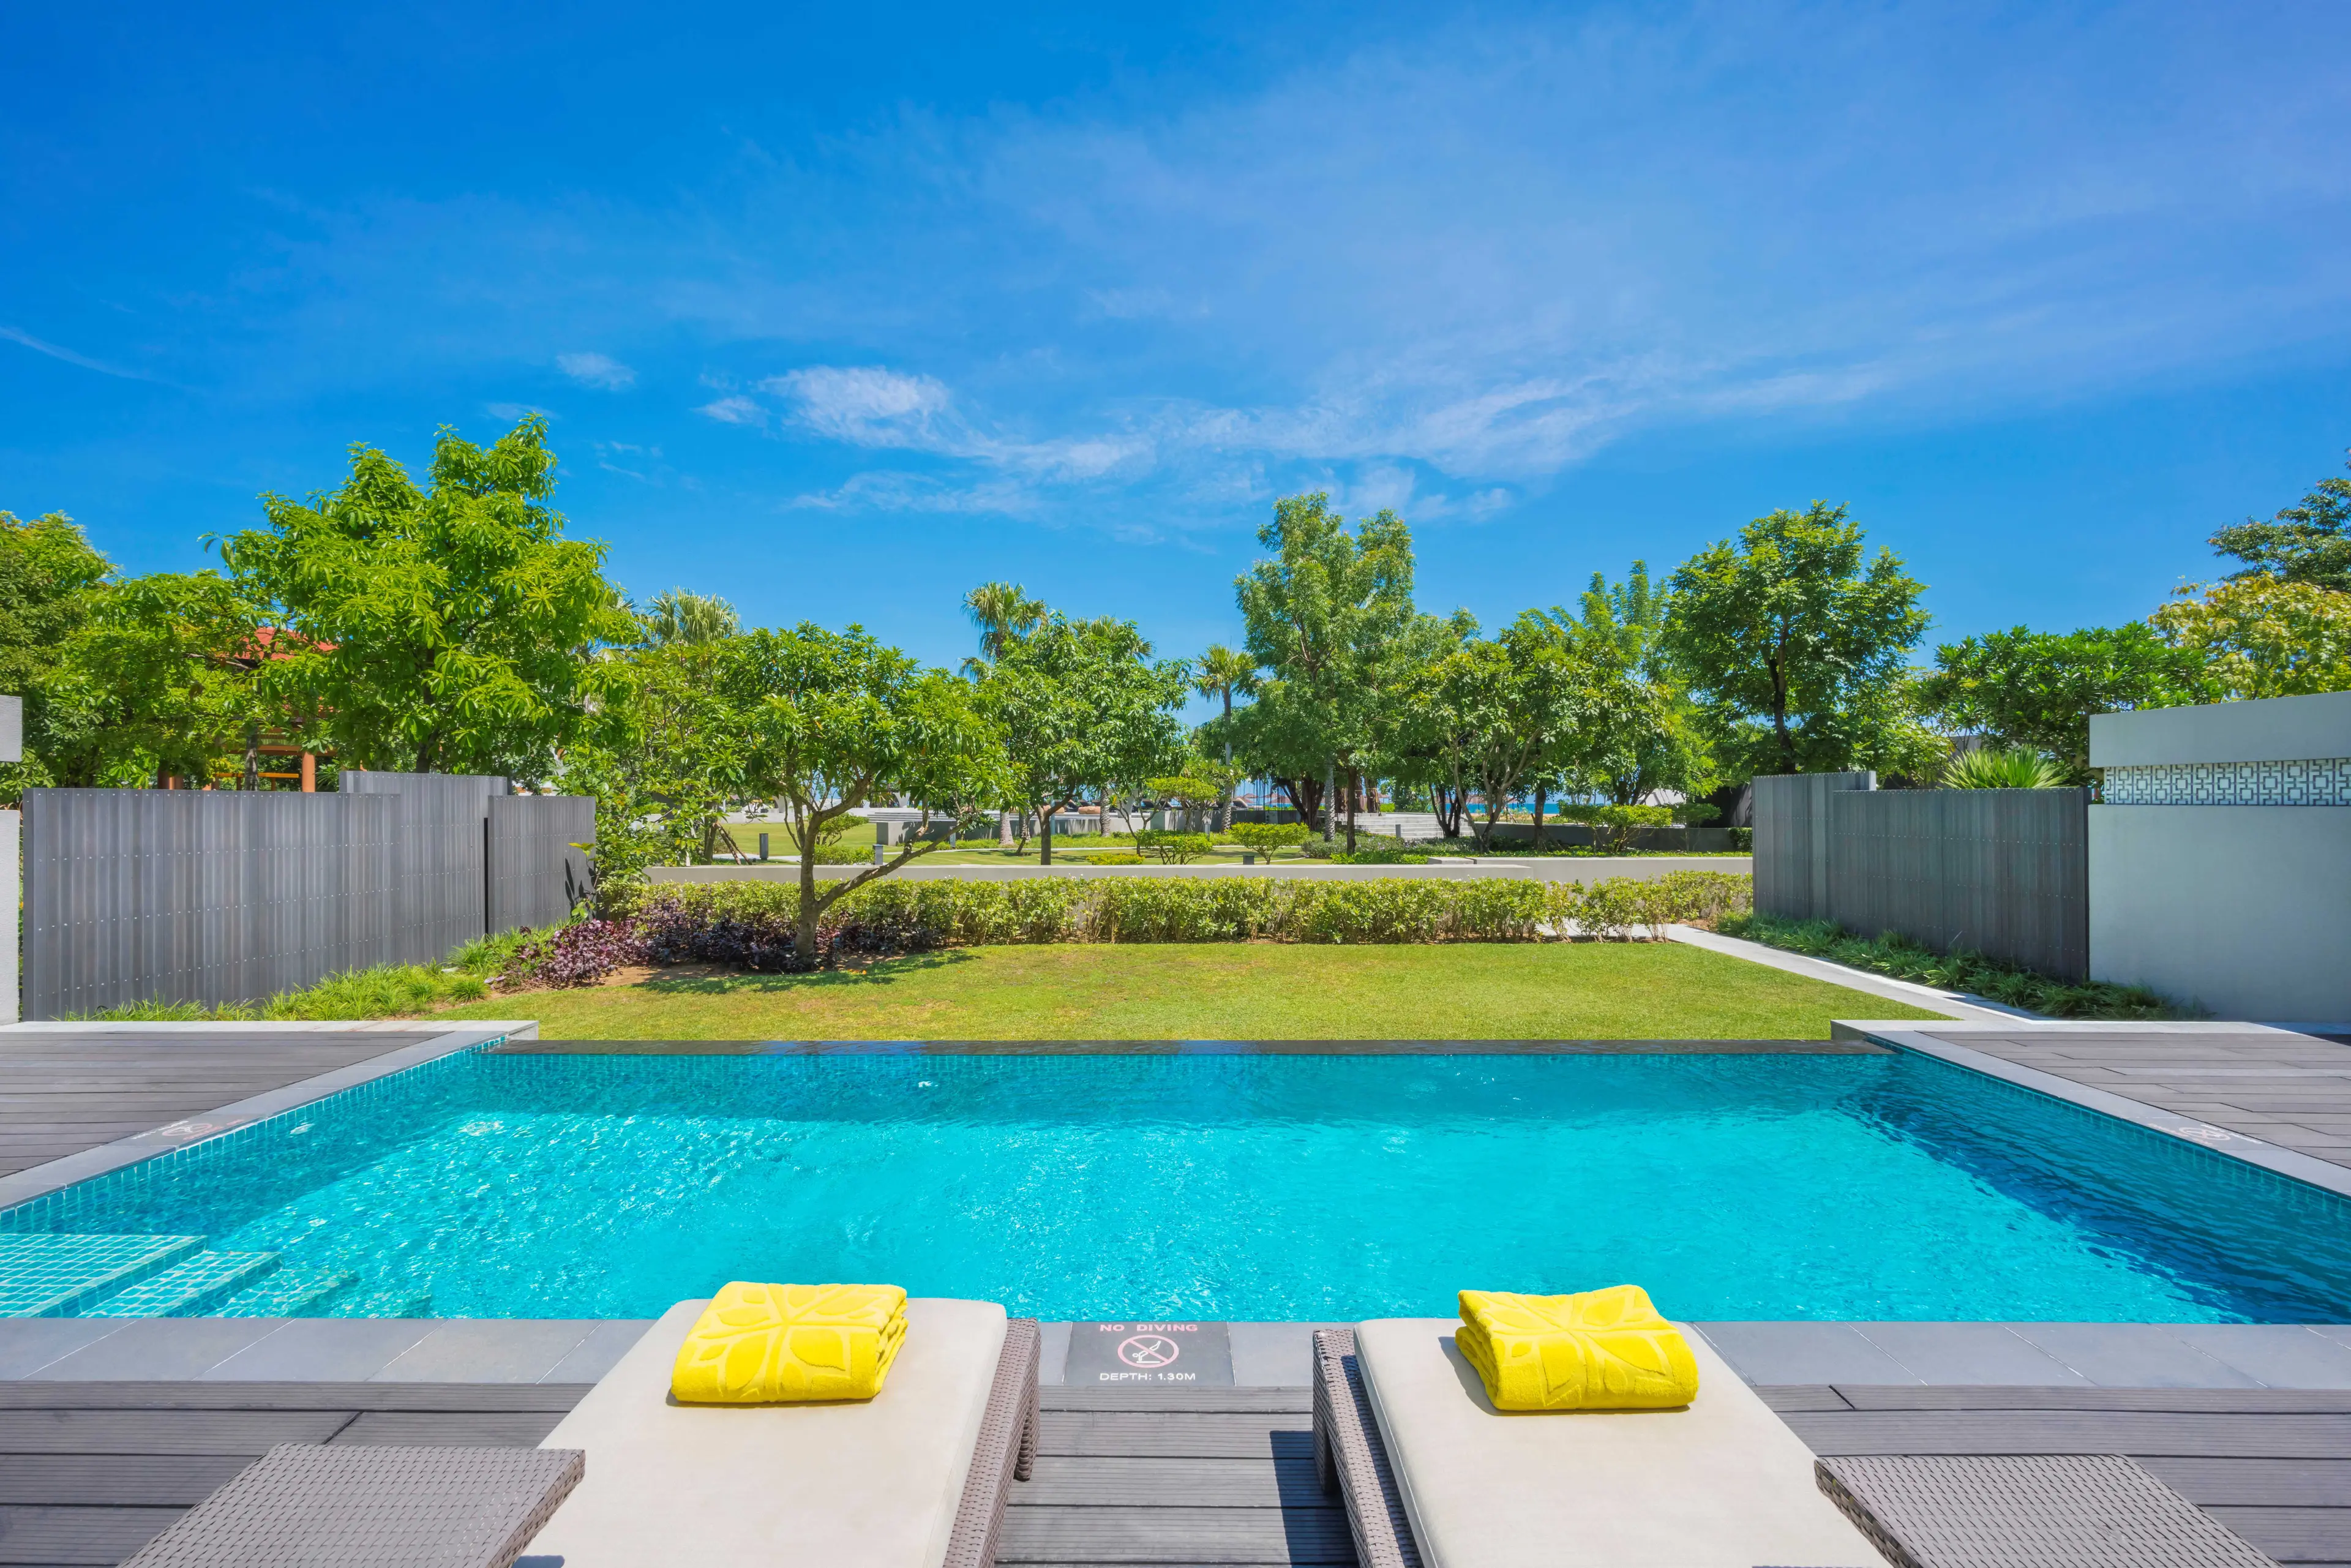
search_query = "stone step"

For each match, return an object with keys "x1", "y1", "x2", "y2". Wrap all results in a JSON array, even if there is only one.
[
  {"x1": 0, "y1": 1233, "x2": 207, "y2": 1318},
  {"x1": 212, "y1": 1263, "x2": 360, "y2": 1318},
  {"x1": 83, "y1": 1251, "x2": 282, "y2": 1318}
]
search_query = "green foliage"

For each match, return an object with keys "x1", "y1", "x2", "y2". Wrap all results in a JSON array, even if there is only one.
[
  {"x1": 715, "y1": 622, "x2": 1010, "y2": 955},
  {"x1": 557, "y1": 637, "x2": 746, "y2": 891},
  {"x1": 959, "y1": 581, "x2": 1047, "y2": 677},
  {"x1": 219, "y1": 416, "x2": 640, "y2": 782},
  {"x1": 1132, "y1": 830, "x2": 1213, "y2": 863},
  {"x1": 1664, "y1": 502, "x2": 1932, "y2": 781},
  {"x1": 1227, "y1": 822, "x2": 1311, "y2": 855},
  {"x1": 0, "y1": 510, "x2": 114, "y2": 801},
  {"x1": 2151, "y1": 576, "x2": 2351, "y2": 699},
  {"x1": 1941, "y1": 745, "x2": 2068, "y2": 789},
  {"x1": 607, "y1": 870, "x2": 1753, "y2": 951},
  {"x1": 639, "y1": 588, "x2": 740, "y2": 647},
  {"x1": 1558, "y1": 803, "x2": 1673, "y2": 853},
  {"x1": 1329, "y1": 839, "x2": 1429, "y2": 865},
  {"x1": 2208, "y1": 448, "x2": 2351, "y2": 593},
  {"x1": 1915, "y1": 623, "x2": 2205, "y2": 781},
  {"x1": 1722, "y1": 912, "x2": 2177, "y2": 1019},
  {"x1": 1395, "y1": 610, "x2": 1599, "y2": 851},
  {"x1": 1549, "y1": 562, "x2": 1717, "y2": 807},
  {"x1": 983, "y1": 612, "x2": 1187, "y2": 861}
]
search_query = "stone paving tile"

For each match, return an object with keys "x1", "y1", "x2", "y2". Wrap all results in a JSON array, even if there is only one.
[
  {"x1": 0, "y1": 1318, "x2": 129, "y2": 1378},
  {"x1": 1038, "y1": 1321, "x2": 1072, "y2": 1384},
  {"x1": 539, "y1": 1319, "x2": 654, "y2": 1384},
  {"x1": 2008, "y1": 1324, "x2": 2264, "y2": 1388},
  {"x1": 1229, "y1": 1321, "x2": 1353, "y2": 1386},
  {"x1": 30, "y1": 1318, "x2": 287, "y2": 1379},
  {"x1": 200, "y1": 1319, "x2": 435, "y2": 1381},
  {"x1": 1850, "y1": 1322, "x2": 2091, "y2": 1386},
  {"x1": 2162, "y1": 1325, "x2": 2351, "y2": 1389},
  {"x1": 1688, "y1": 1322, "x2": 1919, "y2": 1385},
  {"x1": 370, "y1": 1319, "x2": 601, "y2": 1383}
]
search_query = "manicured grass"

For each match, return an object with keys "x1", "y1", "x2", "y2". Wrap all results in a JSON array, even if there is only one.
[{"x1": 437, "y1": 940, "x2": 1946, "y2": 1040}]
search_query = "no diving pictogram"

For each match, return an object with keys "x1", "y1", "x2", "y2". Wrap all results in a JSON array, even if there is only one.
[{"x1": 1118, "y1": 1334, "x2": 1181, "y2": 1369}]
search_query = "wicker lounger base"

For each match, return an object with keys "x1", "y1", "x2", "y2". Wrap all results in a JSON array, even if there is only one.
[
  {"x1": 1311, "y1": 1327, "x2": 1423, "y2": 1568},
  {"x1": 118, "y1": 1443, "x2": 585, "y2": 1568},
  {"x1": 946, "y1": 1315, "x2": 1042, "y2": 1568},
  {"x1": 1817, "y1": 1454, "x2": 2281, "y2": 1568}
]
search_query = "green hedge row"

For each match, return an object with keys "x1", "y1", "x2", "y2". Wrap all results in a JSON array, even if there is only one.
[{"x1": 610, "y1": 869, "x2": 1751, "y2": 948}]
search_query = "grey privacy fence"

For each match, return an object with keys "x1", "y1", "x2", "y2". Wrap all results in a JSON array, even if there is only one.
[
  {"x1": 1752, "y1": 771, "x2": 2089, "y2": 980},
  {"x1": 23, "y1": 772, "x2": 593, "y2": 1019}
]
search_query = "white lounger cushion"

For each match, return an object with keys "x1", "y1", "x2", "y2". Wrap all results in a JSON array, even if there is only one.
[
  {"x1": 525, "y1": 1296, "x2": 1008, "y2": 1568},
  {"x1": 1354, "y1": 1316, "x2": 1884, "y2": 1568}
]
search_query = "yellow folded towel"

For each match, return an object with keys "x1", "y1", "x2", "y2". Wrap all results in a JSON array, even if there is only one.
[
  {"x1": 671, "y1": 1281, "x2": 909, "y2": 1404},
  {"x1": 1455, "y1": 1285, "x2": 1700, "y2": 1411}
]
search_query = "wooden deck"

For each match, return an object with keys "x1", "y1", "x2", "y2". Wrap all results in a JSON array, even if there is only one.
[
  {"x1": 1920, "y1": 1027, "x2": 2351, "y2": 1174},
  {"x1": 8, "y1": 1380, "x2": 2348, "y2": 1566},
  {"x1": 0, "y1": 1030, "x2": 443, "y2": 1180}
]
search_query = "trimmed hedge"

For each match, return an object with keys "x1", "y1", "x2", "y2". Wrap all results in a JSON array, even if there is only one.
[{"x1": 606, "y1": 870, "x2": 1752, "y2": 956}]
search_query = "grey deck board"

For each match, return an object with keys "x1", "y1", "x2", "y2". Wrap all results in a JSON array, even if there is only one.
[
  {"x1": 0, "y1": 1411, "x2": 356, "y2": 1454},
  {"x1": 1832, "y1": 1384, "x2": 2351, "y2": 1412},
  {"x1": 1038, "y1": 1412, "x2": 1313, "y2": 1459},
  {"x1": 0, "y1": 1382, "x2": 593, "y2": 1412},
  {"x1": 0, "y1": 1506, "x2": 185, "y2": 1566},
  {"x1": 1780, "y1": 1409, "x2": 2351, "y2": 1455},
  {"x1": 0, "y1": 1455, "x2": 250, "y2": 1507},
  {"x1": 2136, "y1": 1458, "x2": 2351, "y2": 1504},
  {"x1": 0, "y1": 1030, "x2": 438, "y2": 1178},
  {"x1": 1923, "y1": 1027, "x2": 2351, "y2": 1173},
  {"x1": 327, "y1": 1409, "x2": 573, "y2": 1446},
  {"x1": 1016, "y1": 1457, "x2": 1322, "y2": 1507},
  {"x1": 997, "y1": 1504, "x2": 1354, "y2": 1562}
]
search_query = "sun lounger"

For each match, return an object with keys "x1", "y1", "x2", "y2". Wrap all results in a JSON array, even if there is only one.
[
  {"x1": 523, "y1": 1297, "x2": 1039, "y2": 1568},
  {"x1": 1817, "y1": 1454, "x2": 2280, "y2": 1568},
  {"x1": 1313, "y1": 1321, "x2": 1884, "y2": 1568},
  {"x1": 118, "y1": 1443, "x2": 584, "y2": 1568}
]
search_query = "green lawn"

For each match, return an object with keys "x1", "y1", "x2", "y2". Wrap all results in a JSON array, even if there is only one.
[{"x1": 438, "y1": 941, "x2": 1945, "y2": 1040}]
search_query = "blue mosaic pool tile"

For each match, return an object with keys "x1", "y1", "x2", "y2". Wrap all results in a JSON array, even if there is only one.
[
  {"x1": 0, "y1": 1233, "x2": 205, "y2": 1317},
  {"x1": 82, "y1": 1251, "x2": 280, "y2": 1318},
  {"x1": 334, "y1": 1286, "x2": 433, "y2": 1319},
  {"x1": 212, "y1": 1263, "x2": 359, "y2": 1318}
]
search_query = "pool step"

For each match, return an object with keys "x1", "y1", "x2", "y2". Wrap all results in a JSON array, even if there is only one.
[
  {"x1": 212, "y1": 1264, "x2": 360, "y2": 1318},
  {"x1": 0, "y1": 1234, "x2": 206, "y2": 1318},
  {"x1": 81, "y1": 1251, "x2": 282, "y2": 1318},
  {"x1": 335, "y1": 1286, "x2": 433, "y2": 1319}
]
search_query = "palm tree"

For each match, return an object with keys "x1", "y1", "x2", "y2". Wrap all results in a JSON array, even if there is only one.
[
  {"x1": 1193, "y1": 643, "x2": 1259, "y2": 830},
  {"x1": 640, "y1": 588, "x2": 740, "y2": 647},
  {"x1": 959, "y1": 582, "x2": 1047, "y2": 678}
]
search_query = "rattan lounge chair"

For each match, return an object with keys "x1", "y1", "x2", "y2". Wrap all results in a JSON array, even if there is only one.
[
  {"x1": 118, "y1": 1442, "x2": 584, "y2": 1568},
  {"x1": 1817, "y1": 1454, "x2": 2280, "y2": 1568},
  {"x1": 522, "y1": 1297, "x2": 1038, "y2": 1568},
  {"x1": 1312, "y1": 1322, "x2": 1883, "y2": 1568}
]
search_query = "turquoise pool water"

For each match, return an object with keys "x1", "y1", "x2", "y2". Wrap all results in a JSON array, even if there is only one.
[{"x1": 8, "y1": 1049, "x2": 2350, "y2": 1322}]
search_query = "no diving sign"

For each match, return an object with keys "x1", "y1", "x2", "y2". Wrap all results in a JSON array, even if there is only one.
[{"x1": 1065, "y1": 1321, "x2": 1234, "y2": 1385}]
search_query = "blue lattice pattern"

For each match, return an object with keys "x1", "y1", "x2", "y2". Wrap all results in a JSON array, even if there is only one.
[{"x1": 2102, "y1": 757, "x2": 2351, "y2": 806}]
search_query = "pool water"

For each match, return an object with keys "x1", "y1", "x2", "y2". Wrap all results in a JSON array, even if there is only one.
[{"x1": 9, "y1": 1049, "x2": 2350, "y2": 1322}]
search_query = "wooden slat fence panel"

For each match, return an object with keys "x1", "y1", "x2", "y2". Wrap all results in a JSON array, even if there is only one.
[
  {"x1": 487, "y1": 795, "x2": 596, "y2": 936},
  {"x1": 1752, "y1": 773, "x2": 2089, "y2": 981},
  {"x1": 339, "y1": 770, "x2": 506, "y2": 965}
]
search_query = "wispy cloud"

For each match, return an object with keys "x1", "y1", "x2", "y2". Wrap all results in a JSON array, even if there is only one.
[
  {"x1": 696, "y1": 394, "x2": 768, "y2": 428},
  {"x1": 484, "y1": 401, "x2": 554, "y2": 423},
  {"x1": 557, "y1": 351, "x2": 636, "y2": 390},
  {"x1": 1, "y1": 324, "x2": 159, "y2": 381}
]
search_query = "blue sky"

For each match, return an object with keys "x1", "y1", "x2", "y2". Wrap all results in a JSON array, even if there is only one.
[{"x1": 5, "y1": 1, "x2": 2350, "y2": 694}]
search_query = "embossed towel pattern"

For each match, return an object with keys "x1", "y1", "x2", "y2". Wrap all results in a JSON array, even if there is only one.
[
  {"x1": 670, "y1": 1281, "x2": 910, "y2": 1403},
  {"x1": 1455, "y1": 1285, "x2": 1701, "y2": 1411}
]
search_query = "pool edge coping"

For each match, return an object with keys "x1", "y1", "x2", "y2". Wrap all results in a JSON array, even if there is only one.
[
  {"x1": 0, "y1": 1022, "x2": 540, "y2": 1212},
  {"x1": 1835, "y1": 1020, "x2": 2351, "y2": 1202}
]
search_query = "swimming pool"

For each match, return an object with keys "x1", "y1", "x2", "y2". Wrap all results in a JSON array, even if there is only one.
[{"x1": 6, "y1": 1048, "x2": 2349, "y2": 1322}]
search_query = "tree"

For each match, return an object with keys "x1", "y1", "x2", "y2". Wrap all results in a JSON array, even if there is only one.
[
  {"x1": 2151, "y1": 577, "x2": 2351, "y2": 699},
  {"x1": 1914, "y1": 624, "x2": 2208, "y2": 782},
  {"x1": 556, "y1": 637, "x2": 749, "y2": 891},
  {"x1": 1395, "y1": 613, "x2": 1596, "y2": 852},
  {"x1": 959, "y1": 580, "x2": 1047, "y2": 678},
  {"x1": 984, "y1": 613, "x2": 1187, "y2": 864},
  {"x1": 2209, "y1": 449, "x2": 2351, "y2": 593},
  {"x1": 1549, "y1": 563, "x2": 1714, "y2": 807},
  {"x1": 640, "y1": 588, "x2": 740, "y2": 647},
  {"x1": 0, "y1": 510, "x2": 114, "y2": 802},
  {"x1": 39, "y1": 572, "x2": 269, "y2": 789},
  {"x1": 219, "y1": 416, "x2": 640, "y2": 784},
  {"x1": 712, "y1": 624, "x2": 1007, "y2": 960},
  {"x1": 1235, "y1": 493, "x2": 1418, "y2": 847},
  {"x1": 1191, "y1": 643, "x2": 1259, "y2": 830},
  {"x1": 1663, "y1": 502, "x2": 1931, "y2": 779}
]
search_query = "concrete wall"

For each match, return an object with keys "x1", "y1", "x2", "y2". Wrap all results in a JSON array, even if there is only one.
[
  {"x1": 2088, "y1": 692, "x2": 2351, "y2": 1022},
  {"x1": 2090, "y1": 805, "x2": 2351, "y2": 1021}
]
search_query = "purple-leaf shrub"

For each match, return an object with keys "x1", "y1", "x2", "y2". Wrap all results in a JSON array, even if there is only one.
[{"x1": 515, "y1": 918, "x2": 647, "y2": 988}]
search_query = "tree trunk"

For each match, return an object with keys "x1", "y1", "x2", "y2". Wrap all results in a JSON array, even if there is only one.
[
  {"x1": 1531, "y1": 782, "x2": 1547, "y2": 851},
  {"x1": 241, "y1": 724, "x2": 260, "y2": 790},
  {"x1": 1344, "y1": 768, "x2": 1358, "y2": 851},
  {"x1": 1040, "y1": 805, "x2": 1054, "y2": 866},
  {"x1": 796, "y1": 833, "x2": 822, "y2": 962},
  {"x1": 1322, "y1": 756, "x2": 1336, "y2": 839}
]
